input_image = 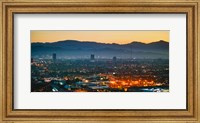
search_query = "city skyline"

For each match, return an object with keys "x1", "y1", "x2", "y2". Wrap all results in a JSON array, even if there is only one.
[
  {"x1": 31, "y1": 30, "x2": 169, "y2": 44},
  {"x1": 31, "y1": 30, "x2": 169, "y2": 92}
]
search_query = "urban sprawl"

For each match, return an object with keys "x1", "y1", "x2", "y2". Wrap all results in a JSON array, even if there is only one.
[{"x1": 31, "y1": 54, "x2": 169, "y2": 92}]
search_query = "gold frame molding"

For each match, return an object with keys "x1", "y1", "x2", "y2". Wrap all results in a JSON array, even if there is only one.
[{"x1": 0, "y1": 0, "x2": 199, "y2": 122}]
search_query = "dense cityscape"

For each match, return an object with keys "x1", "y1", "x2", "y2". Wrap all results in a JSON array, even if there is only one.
[{"x1": 31, "y1": 53, "x2": 169, "y2": 92}]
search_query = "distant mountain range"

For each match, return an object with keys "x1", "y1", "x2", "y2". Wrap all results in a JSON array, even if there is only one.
[{"x1": 31, "y1": 40, "x2": 169, "y2": 59}]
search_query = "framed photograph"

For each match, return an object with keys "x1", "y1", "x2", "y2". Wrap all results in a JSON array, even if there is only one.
[{"x1": 0, "y1": 0, "x2": 200, "y2": 122}]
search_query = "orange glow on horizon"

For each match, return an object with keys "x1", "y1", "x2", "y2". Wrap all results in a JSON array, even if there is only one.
[{"x1": 31, "y1": 30, "x2": 169, "y2": 44}]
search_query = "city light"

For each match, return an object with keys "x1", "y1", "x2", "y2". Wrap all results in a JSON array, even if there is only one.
[{"x1": 31, "y1": 57, "x2": 169, "y2": 92}]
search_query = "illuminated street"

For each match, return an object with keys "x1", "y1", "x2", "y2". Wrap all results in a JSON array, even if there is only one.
[{"x1": 31, "y1": 58, "x2": 169, "y2": 92}]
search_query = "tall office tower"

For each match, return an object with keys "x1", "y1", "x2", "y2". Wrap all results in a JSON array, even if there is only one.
[
  {"x1": 90, "y1": 54, "x2": 95, "y2": 62},
  {"x1": 31, "y1": 58, "x2": 34, "y2": 63},
  {"x1": 53, "y1": 53, "x2": 56, "y2": 62},
  {"x1": 113, "y1": 56, "x2": 117, "y2": 62}
]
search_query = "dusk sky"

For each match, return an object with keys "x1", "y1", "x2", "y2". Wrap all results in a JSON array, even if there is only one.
[{"x1": 31, "y1": 31, "x2": 169, "y2": 44}]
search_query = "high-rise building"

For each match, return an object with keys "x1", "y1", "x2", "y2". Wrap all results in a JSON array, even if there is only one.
[
  {"x1": 31, "y1": 58, "x2": 33, "y2": 63},
  {"x1": 113, "y1": 56, "x2": 117, "y2": 62},
  {"x1": 90, "y1": 54, "x2": 95, "y2": 62},
  {"x1": 53, "y1": 53, "x2": 56, "y2": 62}
]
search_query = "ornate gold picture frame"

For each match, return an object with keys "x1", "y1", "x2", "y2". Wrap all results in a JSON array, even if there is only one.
[{"x1": 0, "y1": 0, "x2": 199, "y2": 122}]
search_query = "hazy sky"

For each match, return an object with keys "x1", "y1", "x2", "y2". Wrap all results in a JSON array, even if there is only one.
[{"x1": 31, "y1": 30, "x2": 169, "y2": 44}]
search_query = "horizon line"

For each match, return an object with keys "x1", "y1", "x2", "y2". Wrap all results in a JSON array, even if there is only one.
[{"x1": 31, "y1": 39, "x2": 169, "y2": 45}]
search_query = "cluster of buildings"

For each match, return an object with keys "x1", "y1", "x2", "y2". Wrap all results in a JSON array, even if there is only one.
[{"x1": 31, "y1": 53, "x2": 169, "y2": 92}]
